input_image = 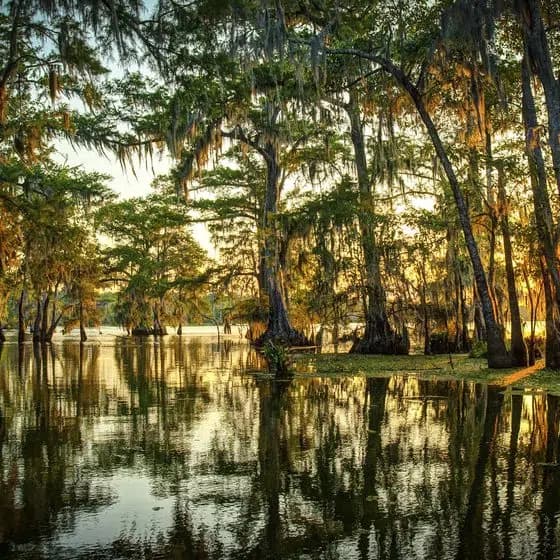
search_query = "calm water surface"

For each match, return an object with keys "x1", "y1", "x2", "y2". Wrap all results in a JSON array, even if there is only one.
[{"x1": 0, "y1": 335, "x2": 559, "y2": 559}]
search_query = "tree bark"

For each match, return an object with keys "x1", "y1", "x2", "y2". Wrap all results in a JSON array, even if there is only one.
[
  {"x1": 346, "y1": 92, "x2": 408, "y2": 354},
  {"x1": 459, "y1": 274, "x2": 470, "y2": 352},
  {"x1": 32, "y1": 298, "x2": 42, "y2": 343},
  {"x1": 79, "y1": 302, "x2": 87, "y2": 343},
  {"x1": 542, "y1": 257, "x2": 560, "y2": 367},
  {"x1": 45, "y1": 312, "x2": 63, "y2": 342},
  {"x1": 521, "y1": 50, "x2": 560, "y2": 368},
  {"x1": 497, "y1": 167, "x2": 528, "y2": 366},
  {"x1": 40, "y1": 293, "x2": 50, "y2": 342},
  {"x1": 473, "y1": 285, "x2": 487, "y2": 343},
  {"x1": 152, "y1": 301, "x2": 167, "y2": 336},
  {"x1": 257, "y1": 142, "x2": 307, "y2": 346},
  {"x1": 18, "y1": 289, "x2": 25, "y2": 344},
  {"x1": 483, "y1": 132, "x2": 501, "y2": 328},
  {"x1": 420, "y1": 263, "x2": 431, "y2": 355},
  {"x1": 518, "y1": 0, "x2": 560, "y2": 197}
]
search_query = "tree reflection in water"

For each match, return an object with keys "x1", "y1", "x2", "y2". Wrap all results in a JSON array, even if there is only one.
[{"x1": 0, "y1": 337, "x2": 558, "y2": 559}]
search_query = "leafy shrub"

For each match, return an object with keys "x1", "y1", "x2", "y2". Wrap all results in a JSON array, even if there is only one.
[
  {"x1": 261, "y1": 340, "x2": 293, "y2": 376},
  {"x1": 469, "y1": 341, "x2": 488, "y2": 358}
]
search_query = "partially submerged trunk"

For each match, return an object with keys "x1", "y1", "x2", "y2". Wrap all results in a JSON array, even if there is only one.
[
  {"x1": 79, "y1": 302, "x2": 87, "y2": 343},
  {"x1": 256, "y1": 142, "x2": 308, "y2": 347},
  {"x1": 18, "y1": 289, "x2": 25, "y2": 344},
  {"x1": 152, "y1": 303, "x2": 167, "y2": 336},
  {"x1": 32, "y1": 298, "x2": 42, "y2": 343},
  {"x1": 40, "y1": 293, "x2": 50, "y2": 342},
  {"x1": 346, "y1": 93, "x2": 408, "y2": 355},
  {"x1": 44, "y1": 309, "x2": 64, "y2": 342}
]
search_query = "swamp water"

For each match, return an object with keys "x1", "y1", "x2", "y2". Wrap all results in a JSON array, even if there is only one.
[{"x1": 0, "y1": 335, "x2": 559, "y2": 560}]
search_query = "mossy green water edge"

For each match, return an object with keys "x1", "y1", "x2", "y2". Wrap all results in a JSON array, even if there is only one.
[{"x1": 293, "y1": 353, "x2": 560, "y2": 393}]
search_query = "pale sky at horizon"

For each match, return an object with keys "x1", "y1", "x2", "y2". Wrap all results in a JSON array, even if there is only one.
[{"x1": 55, "y1": 141, "x2": 216, "y2": 255}]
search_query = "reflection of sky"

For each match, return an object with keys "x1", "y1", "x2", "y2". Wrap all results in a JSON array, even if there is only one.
[
  {"x1": 56, "y1": 472, "x2": 175, "y2": 550},
  {"x1": 0, "y1": 339, "x2": 558, "y2": 559}
]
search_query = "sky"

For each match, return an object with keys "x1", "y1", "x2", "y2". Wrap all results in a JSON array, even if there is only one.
[
  {"x1": 55, "y1": 141, "x2": 216, "y2": 255},
  {"x1": 56, "y1": 140, "x2": 167, "y2": 199}
]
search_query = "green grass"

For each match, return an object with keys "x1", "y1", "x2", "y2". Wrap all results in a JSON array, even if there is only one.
[
  {"x1": 293, "y1": 352, "x2": 560, "y2": 390},
  {"x1": 517, "y1": 368, "x2": 560, "y2": 394}
]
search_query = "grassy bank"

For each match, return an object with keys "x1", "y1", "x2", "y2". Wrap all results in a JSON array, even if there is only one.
[{"x1": 294, "y1": 352, "x2": 560, "y2": 393}]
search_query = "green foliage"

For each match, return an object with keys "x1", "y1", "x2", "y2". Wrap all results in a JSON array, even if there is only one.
[
  {"x1": 469, "y1": 341, "x2": 488, "y2": 359},
  {"x1": 261, "y1": 340, "x2": 293, "y2": 376},
  {"x1": 97, "y1": 190, "x2": 208, "y2": 332}
]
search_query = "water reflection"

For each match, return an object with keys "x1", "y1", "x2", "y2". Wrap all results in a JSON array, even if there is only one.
[{"x1": 0, "y1": 337, "x2": 558, "y2": 559}]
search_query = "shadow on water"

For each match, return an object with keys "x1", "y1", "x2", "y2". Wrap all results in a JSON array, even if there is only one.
[{"x1": 0, "y1": 337, "x2": 559, "y2": 559}]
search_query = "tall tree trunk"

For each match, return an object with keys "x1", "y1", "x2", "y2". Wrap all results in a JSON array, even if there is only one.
[
  {"x1": 521, "y1": 50, "x2": 560, "y2": 368},
  {"x1": 473, "y1": 285, "x2": 487, "y2": 343},
  {"x1": 542, "y1": 257, "x2": 560, "y2": 367},
  {"x1": 497, "y1": 167, "x2": 528, "y2": 366},
  {"x1": 258, "y1": 143, "x2": 306, "y2": 346},
  {"x1": 45, "y1": 312, "x2": 63, "y2": 342},
  {"x1": 420, "y1": 263, "x2": 431, "y2": 355},
  {"x1": 41, "y1": 293, "x2": 50, "y2": 342},
  {"x1": 483, "y1": 133, "x2": 501, "y2": 328},
  {"x1": 346, "y1": 92, "x2": 408, "y2": 354},
  {"x1": 459, "y1": 274, "x2": 470, "y2": 352},
  {"x1": 152, "y1": 300, "x2": 167, "y2": 336},
  {"x1": 79, "y1": 302, "x2": 87, "y2": 343},
  {"x1": 33, "y1": 298, "x2": 42, "y2": 343},
  {"x1": 391, "y1": 65, "x2": 510, "y2": 367},
  {"x1": 518, "y1": 0, "x2": 560, "y2": 197},
  {"x1": 523, "y1": 266, "x2": 542, "y2": 365},
  {"x1": 18, "y1": 289, "x2": 25, "y2": 344}
]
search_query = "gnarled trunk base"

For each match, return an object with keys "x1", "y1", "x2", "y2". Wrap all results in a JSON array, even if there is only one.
[
  {"x1": 350, "y1": 315, "x2": 409, "y2": 355},
  {"x1": 254, "y1": 326, "x2": 310, "y2": 348},
  {"x1": 254, "y1": 280, "x2": 311, "y2": 348},
  {"x1": 487, "y1": 327, "x2": 513, "y2": 368}
]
